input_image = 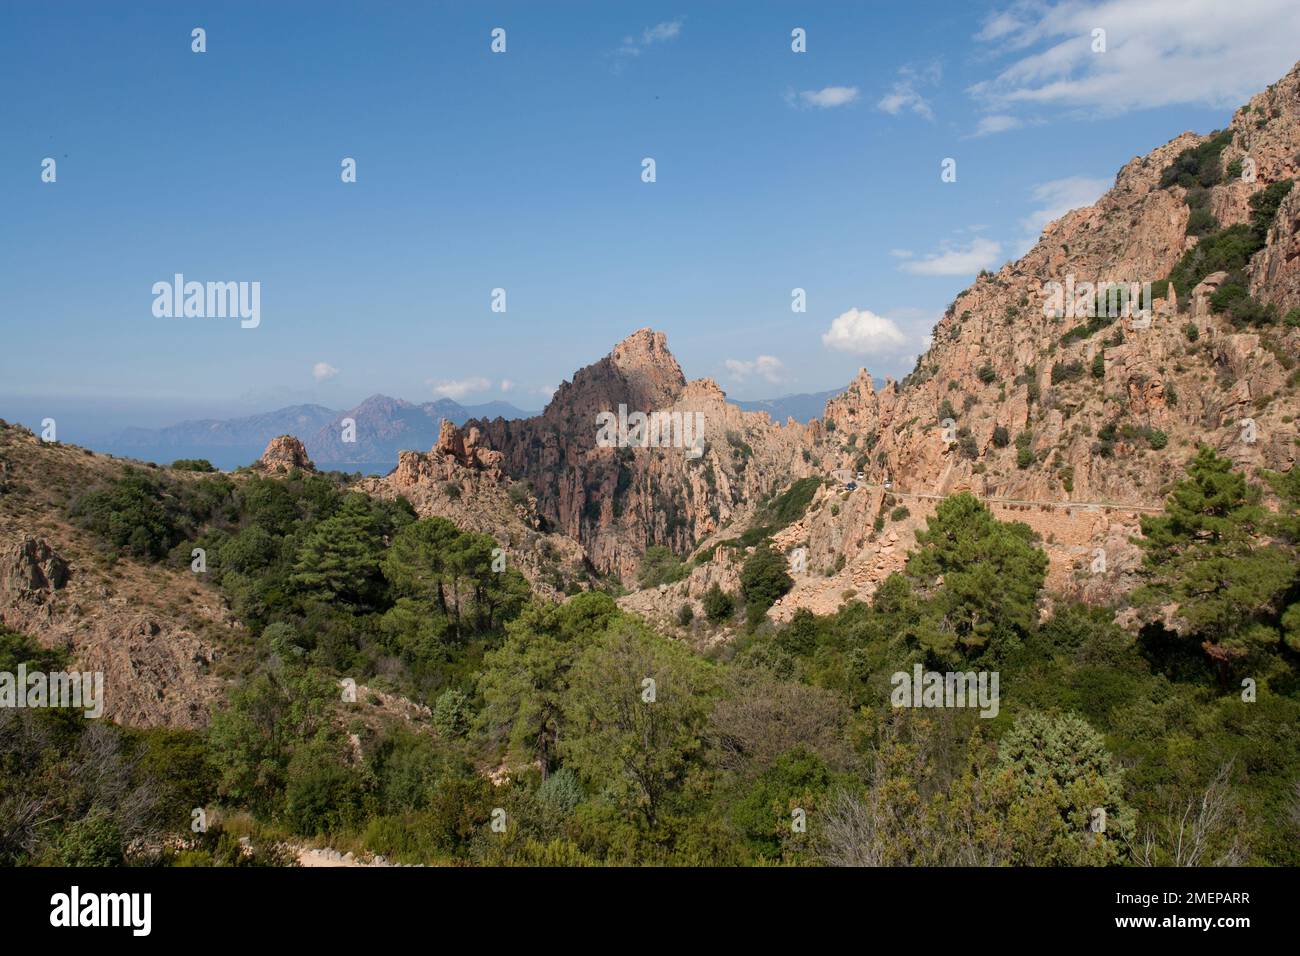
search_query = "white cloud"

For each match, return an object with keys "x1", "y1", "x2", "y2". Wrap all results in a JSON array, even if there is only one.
[
  {"x1": 793, "y1": 86, "x2": 861, "y2": 109},
  {"x1": 877, "y1": 62, "x2": 942, "y2": 120},
  {"x1": 642, "y1": 21, "x2": 682, "y2": 44},
  {"x1": 889, "y1": 248, "x2": 914, "y2": 259},
  {"x1": 970, "y1": 0, "x2": 1300, "y2": 117},
  {"x1": 428, "y1": 376, "x2": 490, "y2": 400},
  {"x1": 899, "y1": 237, "x2": 1004, "y2": 277},
  {"x1": 971, "y1": 113, "x2": 1024, "y2": 137},
  {"x1": 616, "y1": 19, "x2": 683, "y2": 58},
  {"x1": 821, "y1": 309, "x2": 909, "y2": 355},
  {"x1": 724, "y1": 355, "x2": 786, "y2": 384},
  {"x1": 312, "y1": 362, "x2": 339, "y2": 383},
  {"x1": 500, "y1": 378, "x2": 515, "y2": 393}
]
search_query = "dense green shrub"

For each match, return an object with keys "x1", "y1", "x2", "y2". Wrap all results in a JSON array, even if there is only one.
[
  {"x1": 702, "y1": 583, "x2": 735, "y2": 625},
  {"x1": 1159, "y1": 129, "x2": 1232, "y2": 188},
  {"x1": 1051, "y1": 360, "x2": 1086, "y2": 385}
]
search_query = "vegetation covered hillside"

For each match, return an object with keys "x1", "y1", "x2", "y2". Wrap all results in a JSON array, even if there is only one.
[{"x1": 2, "y1": 420, "x2": 1297, "y2": 866}]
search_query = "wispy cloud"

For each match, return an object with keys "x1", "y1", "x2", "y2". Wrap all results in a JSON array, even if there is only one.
[
  {"x1": 969, "y1": 0, "x2": 1300, "y2": 118},
  {"x1": 821, "y1": 309, "x2": 909, "y2": 355},
  {"x1": 428, "y1": 376, "x2": 490, "y2": 400},
  {"x1": 969, "y1": 113, "x2": 1025, "y2": 137},
  {"x1": 312, "y1": 362, "x2": 339, "y2": 383},
  {"x1": 788, "y1": 85, "x2": 860, "y2": 109},
  {"x1": 615, "y1": 19, "x2": 683, "y2": 59},
  {"x1": 876, "y1": 61, "x2": 942, "y2": 120},
  {"x1": 899, "y1": 236, "x2": 1004, "y2": 277}
]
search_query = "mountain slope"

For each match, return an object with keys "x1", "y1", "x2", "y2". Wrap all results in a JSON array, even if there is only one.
[{"x1": 475, "y1": 62, "x2": 1300, "y2": 625}]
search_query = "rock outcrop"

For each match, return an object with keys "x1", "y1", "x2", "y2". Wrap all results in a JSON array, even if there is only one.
[
  {"x1": 469, "y1": 328, "x2": 815, "y2": 579},
  {"x1": 357, "y1": 421, "x2": 590, "y2": 600},
  {"x1": 256, "y1": 435, "x2": 314, "y2": 473}
]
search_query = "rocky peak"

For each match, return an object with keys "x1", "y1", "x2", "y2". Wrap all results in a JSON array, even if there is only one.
[
  {"x1": 433, "y1": 419, "x2": 502, "y2": 471},
  {"x1": 257, "y1": 435, "x2": 314, "y2": 473},
  {"x1": 610, "y1": 328, "x2": 687, "y2": 399},
  {"x1": 542, "y1": 328, "x2": 687, "y2": 419}
]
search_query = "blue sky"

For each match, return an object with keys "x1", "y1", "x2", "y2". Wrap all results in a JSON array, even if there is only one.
[{"x1": 3, "y1": 0, "x2": 1299, "y2": 439}]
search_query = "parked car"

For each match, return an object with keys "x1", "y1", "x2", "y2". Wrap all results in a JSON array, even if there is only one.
[{"x1": 845, "y1": 481, "x2": 858, "y2": 491}]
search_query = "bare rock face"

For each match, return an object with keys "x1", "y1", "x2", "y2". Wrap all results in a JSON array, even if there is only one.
[
  {"x1": 434, "y1": 418, "x2": 466, "y2": 462},
  {"x1": 466, "y1": 329, "x2": 815, "y2": 580},
  {"x1": 257, "y1": 435, "x2": 314, "y2": 473},
  {"x1": 0, "y1": 527, "x2": 224, "y2": 729},
  {"x1": 1251, "y1": 184, "x2": 1300, "y2": 314},
  {"x1": 0, "y1": 536, "x2": 70, "y2": 596}
]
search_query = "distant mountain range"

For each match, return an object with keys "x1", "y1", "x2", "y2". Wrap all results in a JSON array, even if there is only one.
[
  {"x1": 107, "y1": 387, "x2": 852, "y2": 472},
  {"x1": 734, "y1": 388, "x2": 848, "y2": 423},
  {"x1": 110, "y1": 395, "x2": 539, "y2": 472}
]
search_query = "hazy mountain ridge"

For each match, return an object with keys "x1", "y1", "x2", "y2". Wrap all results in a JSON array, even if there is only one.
[
  {"x1": 734, "y1": 388, "x2": 848, "y2": 423},
  {"x1": 110, "y1": 395, "x2": 540, "y2": 470}
]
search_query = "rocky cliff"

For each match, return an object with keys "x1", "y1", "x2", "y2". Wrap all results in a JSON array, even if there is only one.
[
  {"x1": 493, "y1": 63, "x2": 1300, "y2": 626},
  {"x1": 468, "y1": 328, "x2": 815, "y2": 579}
]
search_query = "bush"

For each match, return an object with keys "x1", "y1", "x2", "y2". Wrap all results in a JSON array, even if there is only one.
[
  {"x1": 1185, "y1": 206, "x2": 1219, "y2": 237},
  {"x1": 58, "y1": 809, "x2": 124, "y2": 867},
  {"x1": 1159, "y1": 129, "x2": 1232, "y2": 189},
  {"x1": 992, "y1": 425, "x2": 1010, "y2": 448},
  {"x1": 1167, "y1": 223, "x2": 1258, "y2": 297},
  {"x1": 676, "y1": 603, "x2": 694, "y2": 627},
  {"x1": 761, "y1": 477, "x2": 822, "y2": 529},
  {"x1": 1091, "y1": 352, "x2": 1105, "y2": 379},
  {"x1": 1211, "y1": 274, "x2": 1278, "y2": 327},
  {"x1": 71, "y1": 470, "x2": 192, "y2": 559},
  {"x1": 977, "y1": 364, "x2": 996, "y2": 384},
  {"x1": 702, "y1": 583, "x2": 735, "y2": 625},
  {"x1": 740, "y1": 545, "x2": 794, "y2": 623},
  {"x1": 1051, "y1": 360, "x2": 1086, "y2": 385},
  {"x1": 172, "y1": 459, "x2": 216, "y2": 472},
  {"x1": 890, "y1": 506, "x2": 910, "y2": 522},
  {"x1": 1248, "y1": 178, "x2": 1294, "y2": 244},
  {"x1": 1061, "y1": 314, "x2": 1115, "y2": 345},
  {"x1": 432, "y1": 689, "x2": 472, "y2": 738},
  {"x1": 1015, "y1": 432, "x2": 1034, "y2": 470}
]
